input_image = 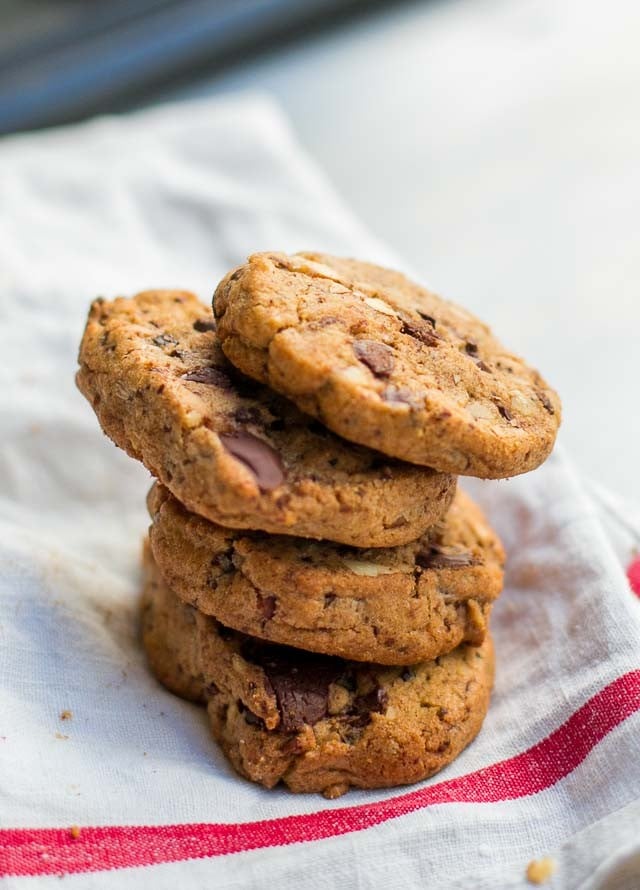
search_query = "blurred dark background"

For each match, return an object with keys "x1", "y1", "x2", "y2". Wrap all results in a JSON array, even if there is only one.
[{"x1": 0, "y1": 0, "x2": 393, "y2": 135}]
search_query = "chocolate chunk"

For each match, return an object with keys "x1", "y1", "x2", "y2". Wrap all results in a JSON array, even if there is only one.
[
  {"x1": 497, "y1": 404, "x2": 513, "y2": 422},
  {"x1": 353, "y1": 340, "x2": 395, "y2": 378},
  {"x1": 182, "y1": 367, "x2": 234, "y2": 388},
  {"x1": 346, "y1": 685, "x2": 388, "y2": 727},
  {"x1": 237, "y1": 702, "x2": 266, "y2": 729},
  {"x1": 416, "y1": 545, "x2": 480, "y2": 569},
  {"x1": 193, "y1": 318, "x2": 216, "y2": 332},
  {"x1": 536, "y1": 389, "x2": 555, "y2": 415},
  {"x1": 465, "y1": 340, "x2": 479, "y2": 356},
  {"x1": 253, "y1": 650, "x2": 343, "y2": 732},
  {"x1": 401, "y1": 319, "x2": 440, "y2": 347},
  {"x1": 153, "y1": 333, "x2": 179, "y2": 348},
  {"x1": 417, "y1": 310, "x2": 436, "y2": 327},
  {"x1": 219, "y1": 432, "x2": 285, "y2": 492},
  {"x1": 257, "y1": 594, "x2": 276, "y2": 621}
]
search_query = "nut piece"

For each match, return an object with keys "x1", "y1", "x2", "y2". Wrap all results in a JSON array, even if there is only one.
[
  {"x1": 342, "y1": 559, "x2": 396, "y2": 577},
  {"x1": 363, "y1": 296, "x2": 398, "y2": 317},
  {"x1": 526, "y1": 857, "x2": 557, "y2": 885}
]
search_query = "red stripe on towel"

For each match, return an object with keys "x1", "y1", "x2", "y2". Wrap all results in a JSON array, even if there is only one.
[
  {"x1": 627, "y1": 557, "x2": 640, "y2": 597},
  {"x1": 2, "y1": 669, "x2": 639, "y2": 878}
]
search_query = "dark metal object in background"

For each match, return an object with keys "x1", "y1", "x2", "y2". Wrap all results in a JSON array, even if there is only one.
[{"x1": 0, "y1": 0, "x2": 382, "y2": 136}]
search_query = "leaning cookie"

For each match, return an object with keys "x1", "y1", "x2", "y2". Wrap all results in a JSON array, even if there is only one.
[
  {"x1": 147, "y1": 482, "x2": 504, "y2": 665},
  {"x1": 141, "y1": 551, "x2": 495, "y2": 798},
  {"x1": 77, "y1": 290, "x2": 455, "y2": 547},
  {"x1": 214, "y1": 252, "x2": 561, "y2": 478}
]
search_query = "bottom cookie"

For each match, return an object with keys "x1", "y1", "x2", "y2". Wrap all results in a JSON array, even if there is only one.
[{"x1": 141, "y1": 547, "x2": 495, "y2": 798}]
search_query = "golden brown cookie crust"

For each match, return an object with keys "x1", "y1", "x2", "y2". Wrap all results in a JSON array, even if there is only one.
[
  {"x1": 76, "y1": 290, "x2": 456, "y2": 547},
  {"x1": 148, "y1": 483, "x2": 504, "y2": 665},
  {"x1": 141, "y1": 551, "x2": 495, "y2": 797},
  {"x1": 214, "y1": 252, "x2": 561, "y2": 477}
]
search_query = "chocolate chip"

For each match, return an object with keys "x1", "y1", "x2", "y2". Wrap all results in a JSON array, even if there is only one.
[
  {"x1": 417, "y1": 310, "x2": 436, "y2": 327},
  {"x1": 346, "y1": 686, "x2": 388, "y2": 727},
  {"x1": 536, "y1": 389, "x2": 555, "y2": 415},
  {"x1": 465, "y1": 340, "x2": 479, "y2": 356},
  {"x1": 401, "y1": 319, "x2": 440, "y2": 347},
  {"x1": 152, "y1": 333, "x2": 179, "y2": 348},
  {"x1": 476, "y1": 360, "x2": 492, "y2": 373},
  {"x1": 416, "y1": 545, "x2": 480, "y2": 569},
  {"x1": 400, "y1": 667, "x2": 416, "y2": 681},
  {"x1": 253, "y1": 650, "x2": 343, "y2": 732},
  {"x1": 237, "y1": 702, "x2": 265, "y2": 728},
  {"x1": 353, "y1": 340, "x2": 395, "y2": 378},
  {"x1": 219, "y1": 432, "x2": 285, "y2": 492},
  {"x1": 257, "y1": 594, "x2": 276, "y2": 621},
  {"x1": 497, "y1": 404, "x2": 513, "y2": 422},
  {"x1": 182, "y1": 367, "x2": 234, "y2": 388},
  {"x1": 324, "y1": 594, "x2": 337, "y2": 607},
  {"x1": 193, "y1": 318, "x2": 216, "y2": 332},
  {"x1": 206, "y1": 682, "x2": 220, "y2": 697}
]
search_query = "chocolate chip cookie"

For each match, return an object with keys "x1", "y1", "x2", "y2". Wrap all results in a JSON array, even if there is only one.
[
  {"x1": 77, "y1": 290, "x2": 456, "y2": 546},
  {"x1": 147, "y1": 482, "x2": 504, "y2": 665},
  {"x1": 214, "y1": 252, "x2": 561, "y2": 477},
  {"x1": 141, "y1": 549, "x2": 495, "y2": 798}
]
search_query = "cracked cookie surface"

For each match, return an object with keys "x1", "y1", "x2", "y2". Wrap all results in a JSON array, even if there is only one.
[
  {"x1": 147, "y1": 483, "x2": 504, "y2": 665},
  {"x1": 214, "y1": 252, "x2": 561, "y2": 477},
  {"x1": 76, "y1": 290, "x2": 455, "y2": 546},
  {"x1": 141, "y1": 549, "x2": 495, "y2": 797}
]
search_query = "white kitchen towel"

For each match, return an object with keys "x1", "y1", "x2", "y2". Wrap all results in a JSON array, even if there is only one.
[{"x1": 0, "y1": 94, "x2": 639, "y2": 890}]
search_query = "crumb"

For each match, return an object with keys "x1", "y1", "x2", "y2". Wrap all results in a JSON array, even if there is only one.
[
  {"x1": 60, "y1": 710, "x2": 72, "y2": 721},
  {"x1": 526, "y1": 857, "x2": 557, "y2": 884},
  {"x1": 54, "y1": 732, "x2": 69, "y2": 740},
  {"x1": 69, "y1": 826, "x2": 81, "y2": 839}
]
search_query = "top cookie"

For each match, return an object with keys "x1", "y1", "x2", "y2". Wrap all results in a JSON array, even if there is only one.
[
  {"x1": 76, "y1": 290, "x2": 455, "y2": 547},
  {"x1": 214, "y1": 252, "x2": 561, "y2": 477}
]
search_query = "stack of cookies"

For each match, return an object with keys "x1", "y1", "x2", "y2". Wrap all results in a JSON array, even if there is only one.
[{"x1": 77, "y1": 251, "x2": 560, "y2": 798}]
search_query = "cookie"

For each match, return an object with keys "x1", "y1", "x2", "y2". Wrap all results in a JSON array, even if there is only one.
[
  {"x1": 213, "y1": 252, "x2": 561, "y2": 477},
  {"x1": 141, "y1": 550, "x2": 495, "y2": 798},
  {"x1": 147, "y1": 482, "x2": 504, "y2": 665},
  {"x1": 77, "y1": 290, "x2": 456, "y2": 547}
]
